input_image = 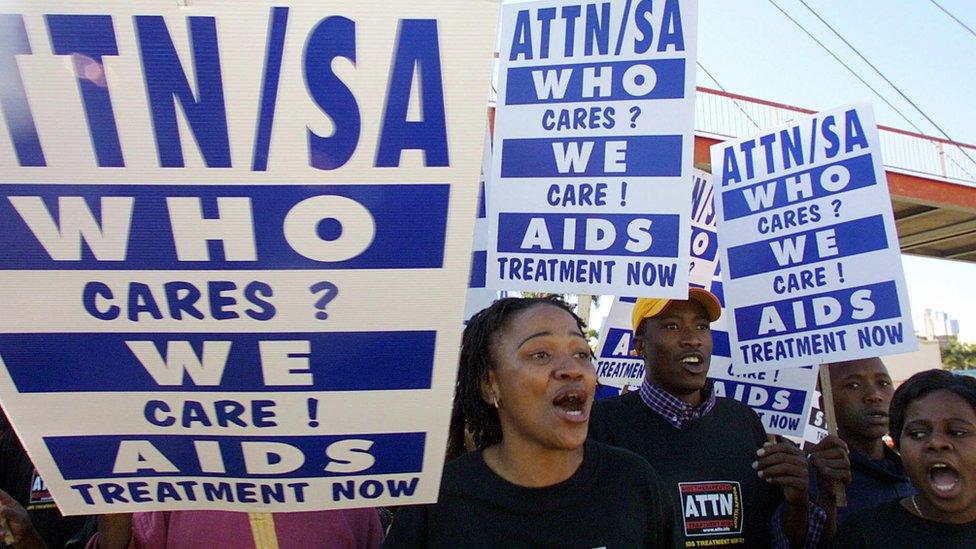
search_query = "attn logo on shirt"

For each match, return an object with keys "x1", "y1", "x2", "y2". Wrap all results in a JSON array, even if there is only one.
[
  {"x1": 26, "y1": 469, "x2": 56, "y2": 511},
  {"x1": 678, "y1": 481, "x2": 743, "y2": 545}
]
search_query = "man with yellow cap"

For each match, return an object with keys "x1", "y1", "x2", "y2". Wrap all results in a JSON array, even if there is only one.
[{"x1": 589, "y1": 288, "x2": 829, "y2": 548}]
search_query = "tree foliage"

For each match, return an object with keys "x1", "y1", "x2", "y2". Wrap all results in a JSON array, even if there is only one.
[{"x1": 941, "y1": 337, "x2": 976, "y2": 371}]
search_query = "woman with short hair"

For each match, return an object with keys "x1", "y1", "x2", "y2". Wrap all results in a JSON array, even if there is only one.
[
  {"x1": 833, "y1": 369, "x2": 976, "y2": 547},
  {"x1": 384, "y1": 297, "x2": 675, "y2": 548}
]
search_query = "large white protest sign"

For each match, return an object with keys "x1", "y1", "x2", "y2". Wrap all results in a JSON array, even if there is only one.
[
  {"x1": 0, "y1": 1, "x2": 496, "y2": 514},
  {"x1": 711, "y1": 104, "x2": 917, "y2": 372},
  {"x1": 487, "y1": 0, "x2": 698, "y2": 296},
  {"x1": 594, "y1": 270, "x2": 817, "y2": 438}
]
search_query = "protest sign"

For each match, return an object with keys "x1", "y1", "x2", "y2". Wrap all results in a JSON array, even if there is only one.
[
  {"x1": 594, "y1": 270, "x2": 816, "y2": 438},
  {"x1": 708, "y1": 274, "x2": 817, "y2": 438},
  {"x1": 801, "y1": 390, "x2": 829, "y2": 451},
  {"x1": 707, "y1": 367, "x2": 816, "y2": 439},
  {"x1": 465, "y1": 127, "x2": 498, "y2": 321},
  {"x1": 594, "y1": 168, "x2": 718, "y2": 390},
  {"x1": 712, "y1": 103, "x2": 917, "y2": 371},
  {"x1": 487, "y1": 0, "x2": 698, "y2": 296},
  {"x1": 0, "y1": 1, "x2": 496, "y2": 514},
  {"x1": 688, "y1": 169, "x2": 719, "y2": 288},
  {"x1": 594, "y1": 295, "x2": 644, "y2": 390}
]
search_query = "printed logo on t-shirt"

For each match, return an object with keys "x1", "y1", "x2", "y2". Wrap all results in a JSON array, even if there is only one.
[
  {"x1": 26, "y1": 469, "x2": 55, "y2": 510},
  {"x1": 678, "y1": 481, "x2": 743, "y2": 538}
]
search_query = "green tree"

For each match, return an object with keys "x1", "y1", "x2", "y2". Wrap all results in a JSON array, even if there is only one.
[{"x1": 941, "y1": 337, "x2": 976, "y2": 371}]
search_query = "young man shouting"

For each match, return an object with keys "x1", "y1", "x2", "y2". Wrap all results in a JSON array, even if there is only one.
[{"x1": 590, "y1": 289, "x2": 847, "y2": 547}]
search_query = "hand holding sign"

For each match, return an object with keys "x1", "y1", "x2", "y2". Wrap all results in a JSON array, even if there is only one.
[
  {"x1": 0, "y1": 489, "x2": 38, "y2": 547},
  {"x1": 807, "y1": 435, "x2": 852, "y2": 503},
  {"x1": 753, "y1": 440, "x2": 809, "y2": 506}
]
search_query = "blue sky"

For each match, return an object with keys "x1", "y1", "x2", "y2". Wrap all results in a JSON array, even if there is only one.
[
  {"x1": 698, "y1": 0, "x2": 976, "y2": 143},
  {"x1": 696, "y1": 0, "x2": 976, "y2": 342}
]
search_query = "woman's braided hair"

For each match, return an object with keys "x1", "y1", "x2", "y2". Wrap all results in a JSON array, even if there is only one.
[{"x1": 445, "y1": 296, "x2": 586, "y2": 461}]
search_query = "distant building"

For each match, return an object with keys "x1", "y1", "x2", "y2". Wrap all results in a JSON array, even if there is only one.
[
  {"x1": 919, "y1": 309, "x2": 962, "y2": 349},
  {"x1": 883, "y1": 337, "x2": 943, "y2": 387}
]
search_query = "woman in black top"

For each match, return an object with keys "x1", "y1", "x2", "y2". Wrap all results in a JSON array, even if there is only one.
[
  {"x1": 384, "y1": 297, "x2": 675, "y2": 548},
  {"x1": 834, "y1": 369, "x2": 976, "y2": 548}
]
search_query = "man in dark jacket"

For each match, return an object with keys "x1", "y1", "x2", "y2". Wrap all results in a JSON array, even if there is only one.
[{"x1": 816, "y1": 357, "x2": 914, "y2": 525}]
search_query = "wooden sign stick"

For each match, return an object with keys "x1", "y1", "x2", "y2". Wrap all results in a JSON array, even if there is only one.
[
  {"x1": 248, "y1": 512, "x2": 279, "y2": 549},
  {"x1": 818, "y1": 364, "x2": 847, "y2": 507}
]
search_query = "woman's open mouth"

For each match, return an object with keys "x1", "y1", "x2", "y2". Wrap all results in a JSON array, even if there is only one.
[
  {"x1": 552, "y1": 390, "x2": 588, "y2": 423},
  {"x1": 928, "y1": 462, "x2": 963, "y2": 498}
]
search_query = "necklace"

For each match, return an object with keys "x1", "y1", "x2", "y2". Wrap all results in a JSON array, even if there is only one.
[{"x1": 911, "y1": 495, "x2": 924, "y2": 519}]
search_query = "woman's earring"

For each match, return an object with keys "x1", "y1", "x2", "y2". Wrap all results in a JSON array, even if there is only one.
[{"x1": 492, "y1": 395, "x2": 500, "y2": 409}]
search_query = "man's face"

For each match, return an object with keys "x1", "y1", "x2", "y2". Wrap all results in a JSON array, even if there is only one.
[
  {"x1": 635, "y1": 300, "x2": 713, "y2": 402},
  {"x1": 830, "y1": 357, "x2": 894, "y2": 442}
]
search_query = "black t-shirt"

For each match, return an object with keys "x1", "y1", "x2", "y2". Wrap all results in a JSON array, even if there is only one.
[
  {"x1": 833, "y1": 499, "x2": 976, "y2": 548},
  {"x1": 0, "y1": 425, "x2": 90, "y2": 548},
  {"x1": 383, "y1": 440, "x2": 676, "y2": 548},
  {"x1": 589, "y1": 392, "x2": 781, "y2": 548}
]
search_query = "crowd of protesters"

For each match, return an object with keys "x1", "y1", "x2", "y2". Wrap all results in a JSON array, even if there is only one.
[{"x1": 2, "y1": 291, "x2": 974, "y2": 548}]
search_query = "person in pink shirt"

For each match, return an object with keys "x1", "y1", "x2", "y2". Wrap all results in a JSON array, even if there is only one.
[{"x1": 90, "y1": 509, "x2": 383, "y2": 549}]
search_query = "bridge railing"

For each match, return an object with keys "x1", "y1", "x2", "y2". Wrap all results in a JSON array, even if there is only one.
[{"x1": 695, "y1": 87, "x2": 976, "y2": 187}]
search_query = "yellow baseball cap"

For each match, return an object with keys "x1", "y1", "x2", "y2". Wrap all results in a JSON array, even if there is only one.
[{"x1": 631, "y1": 287, "x2": 722, "y2": 334}]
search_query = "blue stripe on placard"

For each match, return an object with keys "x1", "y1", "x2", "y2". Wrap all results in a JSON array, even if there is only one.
[
  {"x1": 477, "y1": 181, "x2": 487, "y2": 219},
  {"x1": 722, "y1": 154, "x2": 876, "y2": 220},
  {"x1": 469, "y1": 250, "x2": 487, "y2": 288},
  {"x1": 711, "y1": 379, "x2": 806, "y2": 414},
  {"x1": 496, "y1": 213, "x2": 680, "y2": 257},
  {"x1": 0, "y1": 184, "x2": 448, "y2": 269},
  {"x1": 1, "y1": 332, "x2": 435, "y2": 392},
  {"x1": 0, "y1": 14, "x2": 46, "y2": 167},
  {"x1": 251, "y1": 7, "x2": 289, "y2": 172},
  {"x1": 46, "y1": 433, "x2": 424, "y2": 480},
  {"x1": 500, "y1": 136, "x2": 682, "y2": 178},
  {"x1": 690, "y1": 226, "x2": 718, "y2": 261},
  {"x1": 712, "y1": 329, "x2": 731, "y2": 358},
  {"x1": 726, "y1": 215, "x2": 888, "y2": 279},
  {"x1": 598, "y1": 327, "x2": 632, "y2": 359},
  {"x1": 505, "y1": 59, "x2": 685, "y2": 105},
  {"x1": 733, "y1": 281, "x2": 901, "y2": 341},
  {"x1": 710, "y1": 280, "x2": 725, "y2": 305}
]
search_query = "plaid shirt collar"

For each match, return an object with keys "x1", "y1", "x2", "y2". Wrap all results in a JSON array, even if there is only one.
[{"x1": 639, "y1": 378, "x2": 717, "y2": 429}]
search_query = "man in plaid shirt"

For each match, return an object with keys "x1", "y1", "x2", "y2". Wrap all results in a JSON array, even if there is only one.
[{"x1": 590, "y1": 288, "x2": 849, "y2": 547}]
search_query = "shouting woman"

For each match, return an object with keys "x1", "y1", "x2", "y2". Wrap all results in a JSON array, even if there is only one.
[
  {"x1": 384, "y1": 296, "x2": 675, "y2": 548},
  {"x1": 833, "y1": 369, "x2": 976, "y2": 547}
]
